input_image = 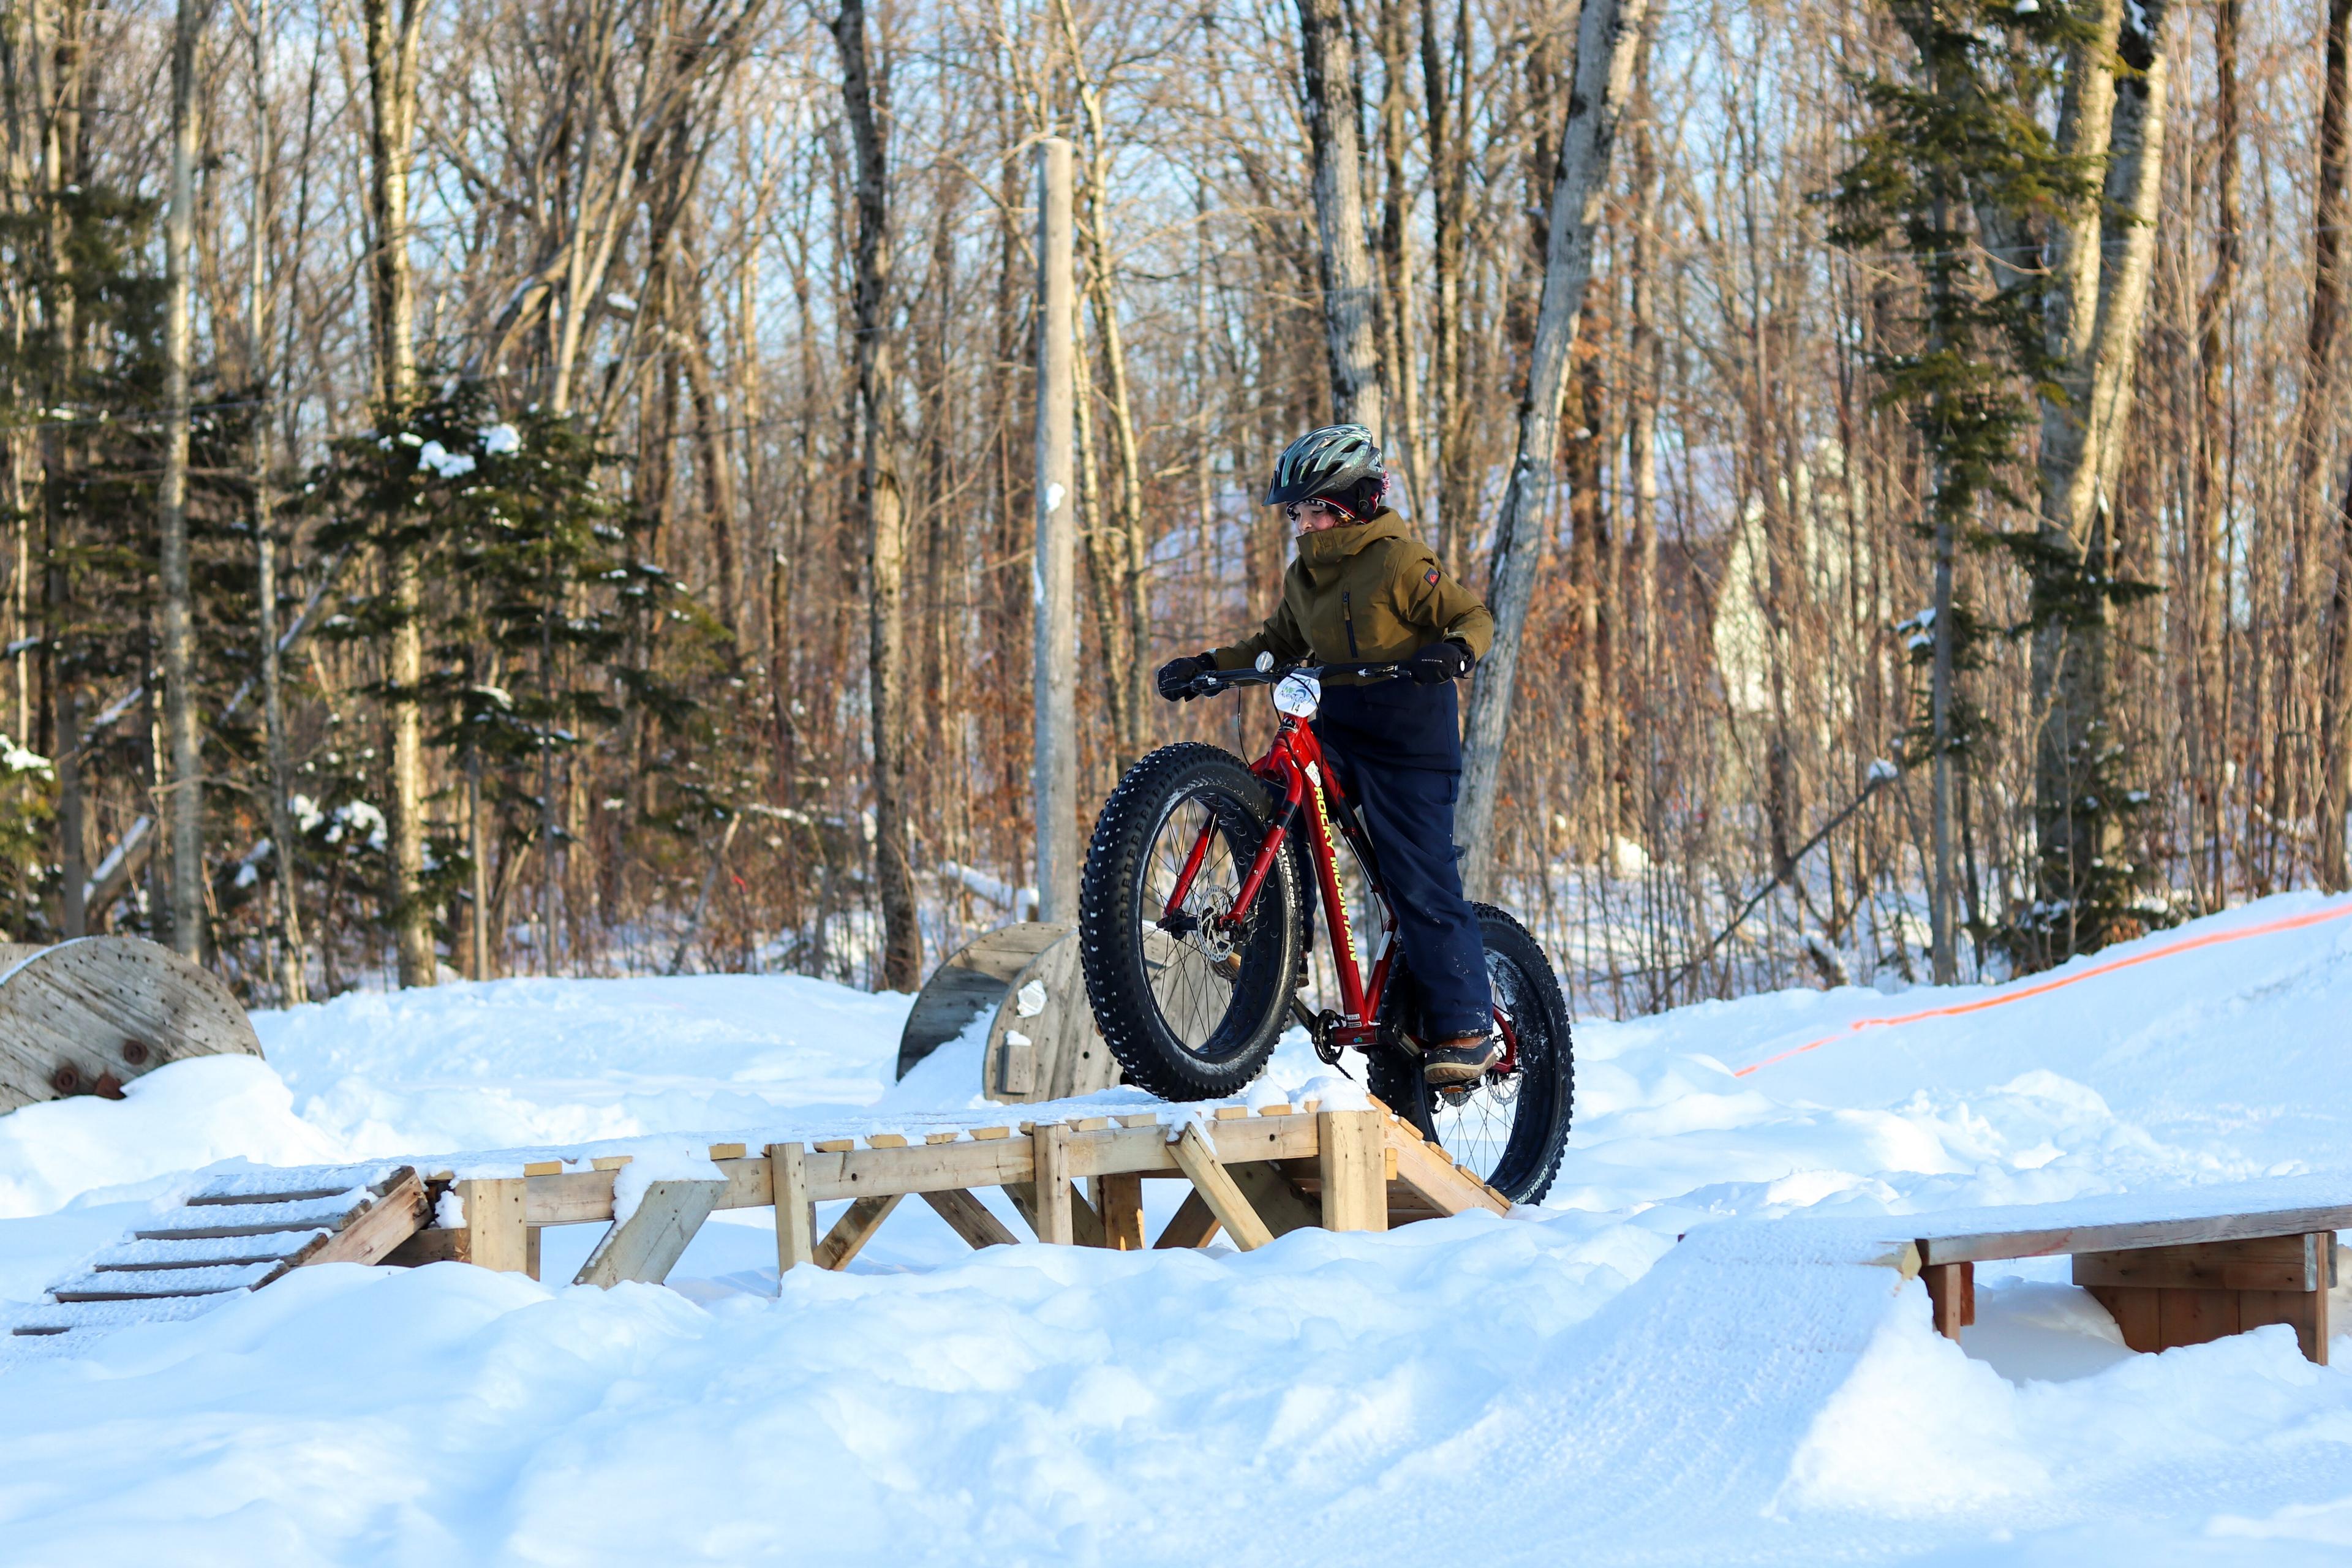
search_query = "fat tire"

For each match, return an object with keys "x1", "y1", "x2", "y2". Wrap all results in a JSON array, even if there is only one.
[
  {"x1": 1368, "y1": 903, "x2": 1574, "y2": 1205},
  {"x1": 1079, "y1": 742, "x2": 1303, "y2": 1101}
]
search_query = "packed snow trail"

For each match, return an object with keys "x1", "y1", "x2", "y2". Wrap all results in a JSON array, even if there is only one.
[{"x1": 2, "y1": 894, "x2": 2352, "y2": 1562}]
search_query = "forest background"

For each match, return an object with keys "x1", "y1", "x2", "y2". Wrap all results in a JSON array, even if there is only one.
[{"x1": 0, "y1": 0, "x2": 2345, "y2": 1020}]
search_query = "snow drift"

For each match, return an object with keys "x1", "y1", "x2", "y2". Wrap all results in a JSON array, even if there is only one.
[{"x1": 3, "y1": 894, "x2": 2352, "y2": 1562}]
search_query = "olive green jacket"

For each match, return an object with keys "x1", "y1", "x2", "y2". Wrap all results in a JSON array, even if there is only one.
[{"x1": 1208, "y1": 510, "x2": 1492, "y2": 681}]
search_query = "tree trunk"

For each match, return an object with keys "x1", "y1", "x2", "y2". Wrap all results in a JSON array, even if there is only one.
[
  {"x1": 2305, "y1": 0, "x2": 2352, "y2": 884},
  {"x1": 360, "y1": 0, "x2": 435, "y2": 986},
  {"x1": 832, "y1": 0, "x2": 920, "y2": 993},
  {"x1": 1294, "y1": 0, "x2": 1384, "y2": 434},
  {"x1": 2192, "y1": 0, "x2": 2239, "y2": 906},
  {"x1": 1456, "y1": 0, "x2": 1649, "y2": 899},
  {"x1": 157, "y1": 0, "x2": 205, "y2": 960},
  {"x1": 2018, "y1": 0, "x2": 2174, "y2": 960}
]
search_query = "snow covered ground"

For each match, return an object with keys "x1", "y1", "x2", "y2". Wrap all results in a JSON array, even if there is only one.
[{"x1": 4, "y1": 894, "x2": 2352, "y2": 1563}]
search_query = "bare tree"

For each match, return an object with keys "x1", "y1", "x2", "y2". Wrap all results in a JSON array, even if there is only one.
[
  {"x1": 1293, "y1": 0, "x2": 1383, "y2": 434},
  {"x1": 1457, "y1": 0, "x2": 1650, "y2": 897},
  {"x1": 834, "y1": 0, "x2": 920, "y2": 991}
]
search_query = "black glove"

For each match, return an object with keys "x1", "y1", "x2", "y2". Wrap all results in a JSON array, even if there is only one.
[
  {"x1": 1407, "y1": 638, "x2": 1476, "y2": 685},
  {"x1": 1156, "y1": 652, "x2": 1217, "y2": 702}
]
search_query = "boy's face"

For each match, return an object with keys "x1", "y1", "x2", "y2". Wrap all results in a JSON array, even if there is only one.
[{"x1": 1286, "y1": 497, "x2": 1350, "y2": 535}]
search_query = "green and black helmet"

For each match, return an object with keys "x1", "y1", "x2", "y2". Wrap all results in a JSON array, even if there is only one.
[{"x1": 1265, "y1": 424, "x2": 1388, "y2": 519}]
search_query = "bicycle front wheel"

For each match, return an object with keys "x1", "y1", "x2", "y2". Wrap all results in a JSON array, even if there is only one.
[{"x1": 1079, "y1": 742, "x2": 1303, "y2": 1101}]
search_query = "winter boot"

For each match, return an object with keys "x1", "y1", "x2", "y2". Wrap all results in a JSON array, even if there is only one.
[{"x1": 1421, "y1": 1032, "x2": 1500, "y2": 1086}]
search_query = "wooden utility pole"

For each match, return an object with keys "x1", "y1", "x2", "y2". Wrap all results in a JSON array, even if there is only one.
[
  {"x1": 246, "y1": 0, "x2": 305, "y2": 1002},
  {"x1": 360, "y1": 0, "x2": 434, "y2": 986},
  {"x1": 157, "y1": 0, "x2": 208, "y2": 959},
  {"x1": 1033, "y1": 137, "x2": 1077, "y2": 924},
  {"x1": 1456, "y1": 0, "x2": 1649, "y2": 898}
]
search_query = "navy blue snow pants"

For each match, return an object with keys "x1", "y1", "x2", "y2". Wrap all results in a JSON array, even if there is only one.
[{"x1": 1316, "y1": 737, "x2": 1493, "y2": 1039}]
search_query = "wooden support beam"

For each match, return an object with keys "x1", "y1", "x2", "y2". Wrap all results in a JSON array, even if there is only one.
[
  {"x1": 1169, "y1": 1125, "x2": 1273, "y2": 1251},
  {"x1": 1004, "y1": 1178, "x2": 1107, "y2": 1246},
  {"x1": 813, "y1": 1194, "x2": 904, "y2": 1270},
  {"x1": 1095, "y1": 1174, "x2": 1146, "y2": 1250},
  {"x1": 2072, "y1": 1234, "x2": 2327, "y2": 1293},
  {"x1": 2077, "y1": 1231, "x2": 2334, "y2": 1364},
  {"x1": 573, "y1": 1179, "x2": 726, "y2": 1288},
  {"x1": 769, "y1": 1142, "x2": 817, "y2": 1278},
  {"x1": 300, "y1": 1169, "x2": 429, "y2": 1270},
  {"x1": 1154, "y1": 1189, "x2": 1220, "y2": 1249},
  {"x1": 921, "y1": 1188, "x2": 1019, "y2": 1250},
  {"x1": 456, "y1": 1177, "x2": 529, "y2": 1275},
  {"x1": 1028, "y1": 1123, "x2": 1075, "y2": 1245},
  {"x1": 1229, "y1": 1161, "x2": 1321, "y2": 1238},
  {"x1": 1923, "y1": 1261, "x2": 1974, "y2": 1340},
  {"x1": 1316, "y1": 1109, "x2": 1387, "y2": 1233}
]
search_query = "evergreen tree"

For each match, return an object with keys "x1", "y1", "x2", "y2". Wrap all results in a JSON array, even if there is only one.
[{"x1": 1833, "y1": 1, "x2": 2164, "y2": 970}]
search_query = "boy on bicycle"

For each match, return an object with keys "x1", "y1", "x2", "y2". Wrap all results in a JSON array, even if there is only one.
[{"x1": 1155, "y1": 424, "x2": 1498, "y2": 1086}]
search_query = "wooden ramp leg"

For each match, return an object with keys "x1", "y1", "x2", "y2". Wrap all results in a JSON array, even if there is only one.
[
  {"x1": 458, "y1": 1177, "x2": 529, "y2": 1275},
  {"x1": 813, "y1": 1194, "x2": 905, "y2": 1270},
  {"x1": 1317, "y1": 1109, "x2": 1387, "y2": 1234},
  {"x1": 769, "y1": 1142, "x2": 818, "y2": 1282},
  {"x1": 574, "y1": 1179, "x2": 727, "y2": 1287},
  {"x1": 1095, "y1": 1175, "x2": 1147, "y2": 1250},
  {"x1": 1153, "y1": 1190, "x2": 1219, "y2": 1250},
  {"x1": 922, "y1": 1188, "x2": 1019, "y2": 1249},
  {"x1": 1923, "y1": 1261, "x2": 1974, "y2": 1340},
  {"x1": 1169, "y1": 1125, "x2": 1273, "y2": 1251}
]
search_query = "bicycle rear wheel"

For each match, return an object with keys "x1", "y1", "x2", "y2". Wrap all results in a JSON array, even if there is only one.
[
  {"x1": 1079, "y1": 742, "x2": 1304, "y2": 1101},
  {"x1": 1368, "y1": 904, "x2": 1573, "y2": 1205}
]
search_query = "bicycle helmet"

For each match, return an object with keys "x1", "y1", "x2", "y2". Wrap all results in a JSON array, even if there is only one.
[{"x1": 1265, "y1": 424, "x2": 1387, "y2": 519}]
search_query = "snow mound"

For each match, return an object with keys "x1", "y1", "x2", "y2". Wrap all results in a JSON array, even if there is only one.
[{"x1": 4, "y1": 894, "x2": 2352, "y2": 1560}]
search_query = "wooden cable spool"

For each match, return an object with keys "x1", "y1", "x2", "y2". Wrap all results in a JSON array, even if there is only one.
[
  {"x1": 896, "y1": 921, "x2": 1120, "y2": 1104},
  {"x1": 0, "y1": 937, "x2": 263, "y2": 1114}
]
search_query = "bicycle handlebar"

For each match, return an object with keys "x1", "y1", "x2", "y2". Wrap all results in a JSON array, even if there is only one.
[{"x1": 1184, "y1": 660, "x2": 1407, "y2": 696}]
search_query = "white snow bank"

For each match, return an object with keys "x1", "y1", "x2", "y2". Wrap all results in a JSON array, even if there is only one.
[{"x1": 4, "y1": 894, "x2": 2352, "y2": 1561}]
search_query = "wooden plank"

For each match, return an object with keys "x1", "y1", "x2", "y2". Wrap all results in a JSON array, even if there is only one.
[
  {"x1": 813, "y1": 1194, "x2": 905, "y2": 1270},
  {"x1": 804, "y1": 1137, "x2": 1034, "y2": 1202},
  {"x1": 1005, "y1": 1178, "x2": 1107, "y2": 1247},
  {"x1": 2241, "y1": 1285, "x2": 2331, "y2": 1365},
  {"x1": 1153, "y1": 1189, "x2": 1221, "y2": 1249},
  {"x1": 2087, "y1": 1284, "x2": 2160, "y2": 1352},
  {"x1": 1030, "y1": 1123, "x2": 1076, "y2": 1245},
  {"x1": 522, "y1": 1161, "x2": 564, "y2": 1177},
  {"x1": 1168, "y1": 1125, "x2": 1273, "y2": 1251},
  {"x1": 302, "y1": 1170, "x2": 429, "y2": 1269},
  {"x1": 714, "y1": 1156, "x2": 772, "y2": 1211},
  {"x1": 383, "y1": 1226, "x2": 467, "y2": 1267},
  {"x1": 573, "y1": 1179, "x2": 726, "y2": 1288},
  {"x1": 525, "y1": 1169, "x2": 619, "y2": 1225},
  {"x1": 769, "y1": 1143, "x2": 818, "y2": 1276},
  {"x1": 2071, "y1": 1234, "x2": 2324, "y2": 1294},
  {"x1": 1383, "y1": 1119, "x2": 1510, "y2": 1220},
  {"x1": 2157, "y1": 1286, "x2": 2238, "y2": 1351},
  {"x1": 457, "y1": 1178, "x2": 530, "y2": 1275},
  {"x1": 706, "y1": 1142, "x2": 747, "y2": 1161},
  {"x1": 1228, "y1": 1161, "x2": 1320, "y2": 1238},
  {"x1": 1317, "y1": 1109, "x2": 1387, "y2": 1234},
  {"x1": 1923, "y1": 1261, "x2": 1974, "y2": 1340},
  {"x1": 1918, "y1": 1204, "x2": 2352, "y2": 1266},
  {"x1": 1096, "y1": 1174, "x2": 1147, "y2": 1250},
  {"x1": 921, "y1": 1188, "x2": 1019, "y2": 1249}
]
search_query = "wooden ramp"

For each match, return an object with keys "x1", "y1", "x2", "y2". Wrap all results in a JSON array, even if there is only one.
[
  {"x1": 9, "y1": 1102, "x2": 1509, "y2": 1343},
  {"x1": 7, "y1": 1166, "x2": 429, "y2": 1341},
  {"x1": 403, "y1": 1100, "x2": 1509, "y2": 1285}
]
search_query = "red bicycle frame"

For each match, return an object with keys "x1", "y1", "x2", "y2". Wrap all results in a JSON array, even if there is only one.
[{"x1": 1159, "y1": 696, "x2": 1520, "y2": 1069}]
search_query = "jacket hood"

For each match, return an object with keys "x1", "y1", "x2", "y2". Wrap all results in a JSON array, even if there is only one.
[{"x1": 1295, "y1": 508, "x2": 1409, "y2": 571}]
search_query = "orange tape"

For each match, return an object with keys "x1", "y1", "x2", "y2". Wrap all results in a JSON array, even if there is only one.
[{"x1": 1731, "y1": 899, "x2": 2352, "y2": 1078}]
